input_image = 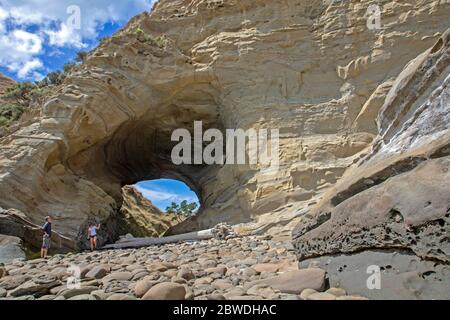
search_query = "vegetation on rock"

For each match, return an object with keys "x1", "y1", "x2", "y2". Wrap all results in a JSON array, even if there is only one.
[
  {"x1": 0, "y1": 104, "x2": 24, "y2": 126},
  {"x1": 133, "y1": 27, "x2": 168, "y2": 48},
  {"x1": 0, "y1": 50, "x2": 88, "y2": 128},
  {"x1": 165, "y1": 200, "x2": 198, "y2": 216}
]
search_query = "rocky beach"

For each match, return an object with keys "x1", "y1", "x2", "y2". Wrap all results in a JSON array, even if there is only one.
[
  {"x1": 0, "y1": 235, "x2": 369, "y2": 300},
  {"x1": 0, "y1": 0, "x2": 448, "y2": 301}
]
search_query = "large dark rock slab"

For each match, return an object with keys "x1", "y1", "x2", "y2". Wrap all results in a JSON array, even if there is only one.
[
  {"x1": 0, "y1": 234, "x2": 25, "y2": 264},
  {"x1": 248, "y1": 268, "x2": 326, "y2": 294},
  {"x1": 292, "y1": 30, "x2": 450, "y2": 300},
  {"x1": 299, "y1": 249, "x2": 450, "y2": 300}
]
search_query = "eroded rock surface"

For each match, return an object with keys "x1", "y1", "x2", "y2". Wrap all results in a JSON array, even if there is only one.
[
  {"x1": 293, "y1": 30, "x2": 450, "y2": 299},
  {"x1": 0, "y1": 2, "x2": 448, "y2": 300},
  {"x1": 0, "y1": 0, "x2": 449, "y2": 250},
  {"x1": 0, "y1": 207, "x2": 75, "y2": 253},
  {"x1": 117, "y1": 185, "x2": 183, "y2": 238},
  {"x1": 299, "y1": 250, "x2": 450, "y2": 300},
  {"x1": 0, "y1": 234, "x2": 25, "y2": 264}
]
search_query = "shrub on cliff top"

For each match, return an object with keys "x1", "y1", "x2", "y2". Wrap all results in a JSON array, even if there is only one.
[
  {"x1": 165, "y1": 200, "x2": 198, "y2": 216},
  {"x1": 0, "y1": 103, "x2": 24, "y2": 126}
]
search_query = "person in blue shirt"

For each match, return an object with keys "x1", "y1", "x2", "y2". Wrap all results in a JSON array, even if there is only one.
[
  {"x1": 41, "y1": 216, "x2": 52, "y2": 258},
  {"x1": 87, "y1": 222, "x2": 101, "y2": 251}
]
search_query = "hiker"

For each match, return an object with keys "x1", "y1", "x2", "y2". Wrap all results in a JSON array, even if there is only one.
[
  {"x1": 88, "y1": 222, "x2": 101, "y2": 251},
  {"x1": 41, "y1": 216, "x2": 52, "y2": 258}
]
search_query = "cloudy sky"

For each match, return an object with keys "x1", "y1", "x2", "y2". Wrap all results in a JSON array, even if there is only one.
[
  {"x1": 0, "y1": 1, "x2": 200, "y2": 210},
  {"x1": 0, "y1": 0, "x2": 154, "y2": 81}
]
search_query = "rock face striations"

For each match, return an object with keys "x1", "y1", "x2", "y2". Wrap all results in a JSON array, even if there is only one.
[
  {"x1": 293, "y1": 29, "x2": 450, "y2": 299},
  {"x1": 0, "y1": 0, "x2": 448, "y2": 297},
  {"x1": 117, "y1": 185, "x2": 183, "y2": 238}
]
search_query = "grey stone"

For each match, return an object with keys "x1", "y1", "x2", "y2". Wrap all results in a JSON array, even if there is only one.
[
  {"x1": 307, "y1": 292, "x2": 336, "y2": 300},
  {"x1": 107, "y1": 293, "x2": 137, "y2": 300},
  {"x1": 177, "y1": 268, "x2": 195, "y2": 281},
  {"x1": 8, "y1": 274, "x2": 60, "y2": 297},
  {"x1": 68, "y1": 294, "x2": 97, "y2": 300},
  {"x1": 85, "y1": 265, "x2": 108, "y2": 279},
  {"x1": 102, "y1": 271, "x2": 133, "y2": 283},
  {"x1": 248, "y1": 268, "x2": 326, "y2": 294},
  {"x1": 142, "y1": 282, "x2": 186, "y2": 300},
  {"x1": 0, "y1": 235, "x2": 26, "y2": 264},
  {"x1": 59, "y1": 286, "x2": 98, "y2": 299},
  {"x1": 299, "y1": 249, "x2": 450, "y2": 300}
]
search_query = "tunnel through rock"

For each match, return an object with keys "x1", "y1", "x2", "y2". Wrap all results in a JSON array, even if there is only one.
[{"x1": 64, "y1": 97, "x2": 222, "y2": 248}]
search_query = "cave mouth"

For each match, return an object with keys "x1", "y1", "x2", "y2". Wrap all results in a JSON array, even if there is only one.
[{"x1": 66, "y1": 85, "x2": 224, "y2": 243}]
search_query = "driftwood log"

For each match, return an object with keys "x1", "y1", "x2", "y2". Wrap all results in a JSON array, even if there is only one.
[{"x1": 101, "y1": 223, "x2": 237, "y2": 249}]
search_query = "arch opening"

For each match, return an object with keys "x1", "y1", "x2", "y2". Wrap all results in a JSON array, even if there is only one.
[
  {"x1": 116, "y1": 178, "x2": 201, "y2": 238},
  {"x1": 65, "y1": 92, "x2": 224, "y2": 247}
]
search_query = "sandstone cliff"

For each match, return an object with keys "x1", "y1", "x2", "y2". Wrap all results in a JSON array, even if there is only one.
[
  {"x1": 293, "y1": 30, "x2": 450, "y2": 299},
  {"x1": 0, "y1": 0, "x2": 448, "y2": 273},
  {"x1": 117, "y1": 185, "x2": 183, "y2": 237}
]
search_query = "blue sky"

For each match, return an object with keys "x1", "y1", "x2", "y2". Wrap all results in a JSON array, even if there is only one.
[
  {"x1": 0, "y1": 0, "x2": 154, "y2": 81},
  {"x1": 0, "y1": 1, "x2": 200, "y2": 210},
  {"x1": 135, "y1": 179, "x2": 200, "y2": 212}
]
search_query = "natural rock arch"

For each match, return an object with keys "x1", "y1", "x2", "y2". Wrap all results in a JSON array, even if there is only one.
[{"x1": 0, "y1": 0, "x2": 449, "y2": 254}]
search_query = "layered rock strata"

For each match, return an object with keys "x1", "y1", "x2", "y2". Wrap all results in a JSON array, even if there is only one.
[
  {"x1": 293, "y1": 30, "x2": 450, "y2": 299},
  {"x1": 0, "y1": 0, "x2": 448, "y2": 258},
  {"x1": 117, "y1": 185, "x2": 183, "y2": 238}
]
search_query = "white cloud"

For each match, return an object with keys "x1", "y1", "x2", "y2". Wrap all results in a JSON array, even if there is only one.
[
  {"x1": 0, "y1": 30, "x2": 43, "y2": 79},
  {"x1": 2, "y1": 0, "x2": 152, "y2": 39},
  {"x1": 10, "y1": 30, "x2": 42, "y2": 53},
  {"x1": 0, "y1": 0, "x2": 153, "y2": 80},
  {"x1": 14, "y1": 58, "x2": 43, "y2": 79},
  {"x1": 45, "y1": 23, "x2": 85, "y2": 48},
  {"x1": 0, "y1": 6, "x2": 7, "y2": 19},
  {"x1": 0, "y1": 7, "x2": 8, "y2": 34}
]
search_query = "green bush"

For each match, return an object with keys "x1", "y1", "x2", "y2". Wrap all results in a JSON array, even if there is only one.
[
  {"x1": 0, "y1": 48, "x2": 90, "y2": 128},
  {"x1": 63, "y1": 63, "x2": 76, "y2": 73},
  {"x1": 0, "y1": 103, "x2": 25, "y2": 126},
  {"x1": 165, "y1": 200, "x2": 198, "y2": 216},
  {"x1": 99, "y1": 36, "x2": 110, "y2": 45},
  {"x1": 3, "y1": 81, "x2": 52, "y2": 106},
  {"x1": 75, "y1": 51, "x2": 88, "y2": 63},
  {"x1": 153, "y1": 36, "x2": 168, "y2": 48},
  {"x1": 3, "y1": 82, "x2": 37, "y2": 106},
  {"x1": 133, "y1": 27, "x2": 167, "y2": 48}
]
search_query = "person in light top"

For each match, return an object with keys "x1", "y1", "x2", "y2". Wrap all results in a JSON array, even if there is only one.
[{"x1": 87, "y1": 222, "x2": 101, "y2": 251}]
